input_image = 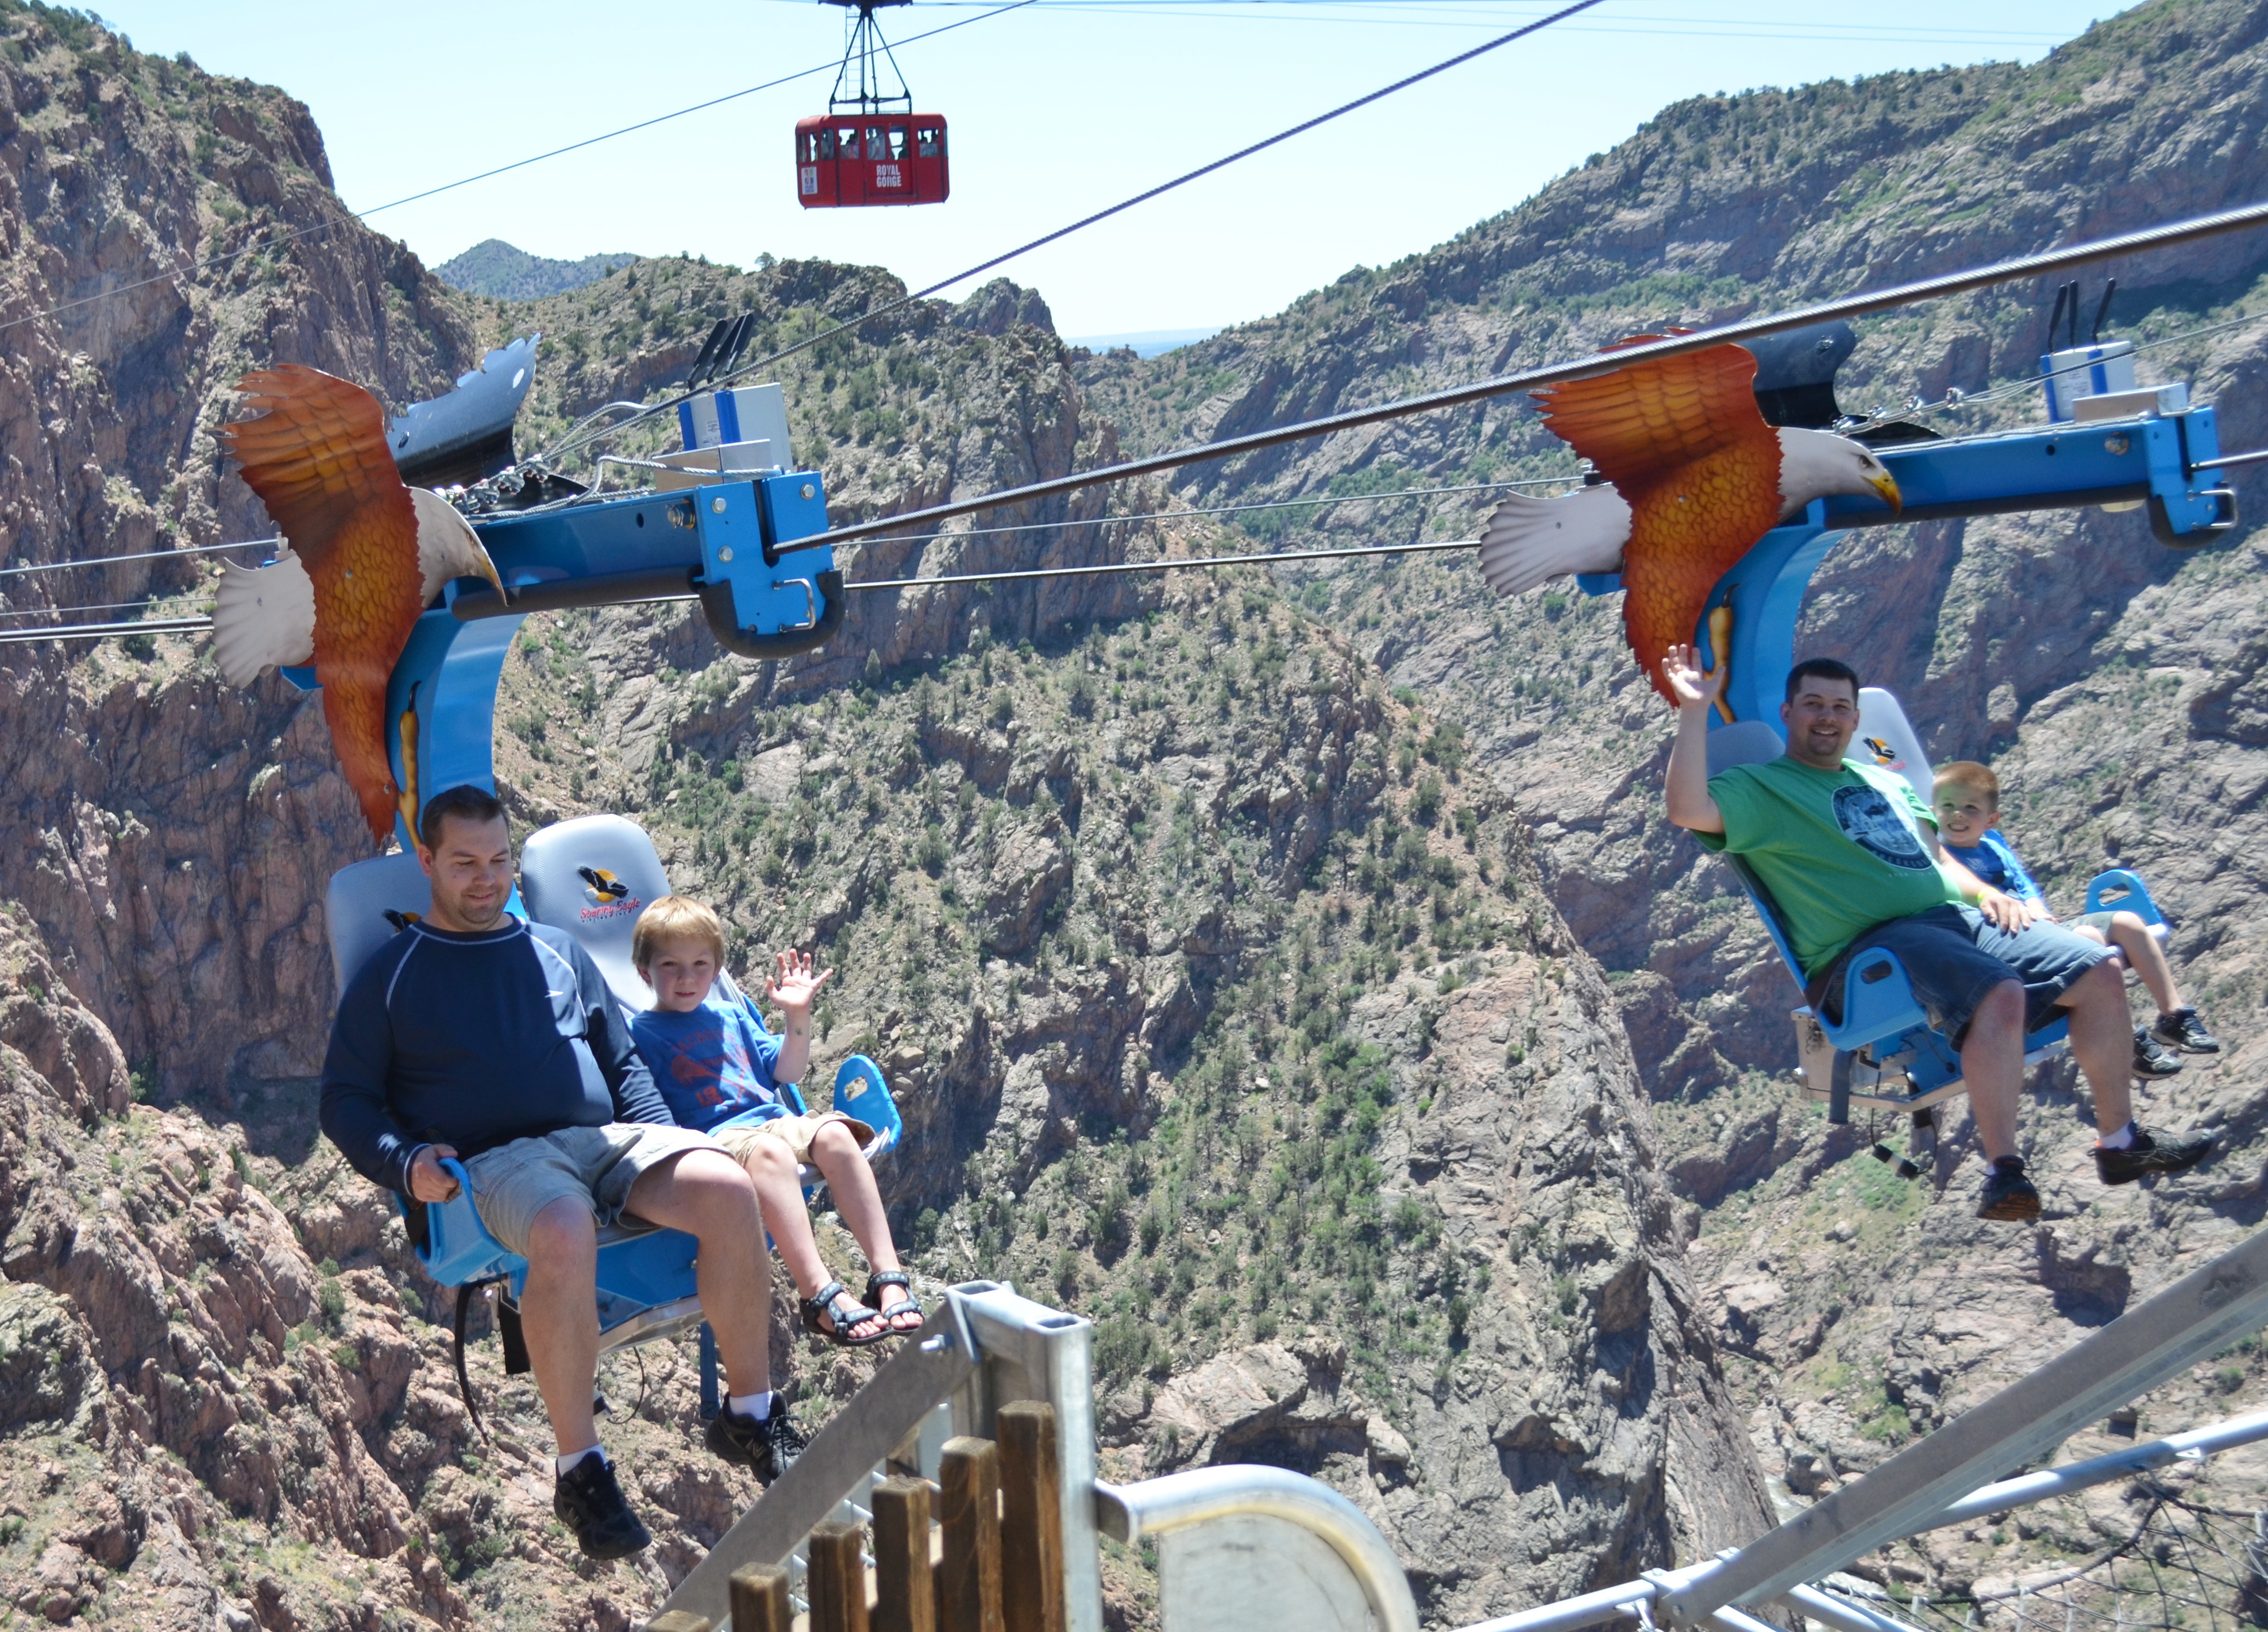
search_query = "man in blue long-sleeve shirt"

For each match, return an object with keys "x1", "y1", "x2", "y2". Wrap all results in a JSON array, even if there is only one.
[{"x1": 320, "y1": 785, "x2": 800, "y2": 1560}]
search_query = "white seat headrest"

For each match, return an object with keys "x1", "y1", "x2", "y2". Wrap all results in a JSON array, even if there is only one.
[
  {"x1": 1855, "y1": 686, "x2": 1935, "y2": 810},
  {"x1": 1705, "y1": 720, "x2": 1786, "y2": 778},
  {"x1": 519, "y1": 815, "x2": 674, "y2": 1010},
  {"x1": 325, "y1": 850, "x2": 434, "y2": 998}
]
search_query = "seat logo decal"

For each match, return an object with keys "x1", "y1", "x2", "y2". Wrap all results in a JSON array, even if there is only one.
[{"x1": 576, "y1": 865, "x2": 642, "y2": 921}]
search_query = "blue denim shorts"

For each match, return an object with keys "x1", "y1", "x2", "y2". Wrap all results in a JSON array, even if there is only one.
[{"x1": 1810, "y1": 903, "x2": 2108, "y2": 1046}]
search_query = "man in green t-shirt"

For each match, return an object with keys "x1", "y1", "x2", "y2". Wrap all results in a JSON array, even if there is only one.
[{"x1": 1662, "y1": 644, "x2": 2212, "y2": 1222}]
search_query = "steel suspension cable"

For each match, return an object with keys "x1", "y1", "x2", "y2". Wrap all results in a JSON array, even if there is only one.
[
  {"x1": 779, "y1": 197, "x2": 2268, "y2": 554},
  {"x1": 0, "y1": 532, "x2": 1475, "y2": 646},
  {"x1": 0, "y1": 537, "x2": 277, "y2": 580},
  {"x1": 532, "y1": 0, "x2": 1608, "y2": 470},
  {"x1": 0, "y1": 2, "x2": 1035, "y2": 339}
]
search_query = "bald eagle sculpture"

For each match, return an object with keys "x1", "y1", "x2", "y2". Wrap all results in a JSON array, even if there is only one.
[
  {"x1": 213, "y1": 365, "x2": 504, "y2": 843},
  {"x1": 1479, "y1": 334, "x2": 1901, "y2": 701}
]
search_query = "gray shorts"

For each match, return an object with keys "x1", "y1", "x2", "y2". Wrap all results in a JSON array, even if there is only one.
[
  {"x1": 462, "y1": 1123, "x2": 723, "y2": 1257},
  {"x1": 1810, "y1": 903, "x2": 2108, "y2": 1047}
]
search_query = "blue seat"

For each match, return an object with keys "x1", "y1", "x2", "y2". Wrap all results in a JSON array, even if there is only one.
[
  {"x1": 323, "y1": 812, "x2": 906, "y2": 1424},
  {"x1": 1703, "y1": 704, "x2": 2170, "y2": 1132},
  {"x1": 406, "y1": 1045, "x2": 902, "y2": 1349}
]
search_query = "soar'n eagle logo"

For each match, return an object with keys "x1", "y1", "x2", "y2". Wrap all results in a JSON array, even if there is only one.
[{"x1": 576, "y1": 866, "x2": 642, "y2": 921}]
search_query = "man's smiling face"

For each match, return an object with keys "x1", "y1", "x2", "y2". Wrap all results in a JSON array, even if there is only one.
[{"x1": 1781, "y1": 675, "x2": 1860, "y2": 770}]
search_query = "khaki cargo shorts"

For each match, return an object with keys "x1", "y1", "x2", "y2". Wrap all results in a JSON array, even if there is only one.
[
  {"x1": 713, "y1": 1109, "x2": 875, "y2": 1168},
  {"x1": 462, "y1": 1122, "x2": 724, "y2": 1256}
]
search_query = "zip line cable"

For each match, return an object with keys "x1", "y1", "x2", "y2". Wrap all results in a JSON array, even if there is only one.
[
  {"x1": 0, "y1": 597, "x2": 215, "y2": 622},
  {"x1": 846, "y1": 534, "x2": 1477, "y2": 589},
  {"x1": 0, "y1": 476, "x2": 1563, "y2": 595},
  {"x1": 530, "y1": 0, "x2": 1609, "y2": 472},
  {"x1": 780, "y1": 198, "x2": 2268, "y2": 554},
  {"x1": 925, "y1": 5, "x2": 2072, "y2": 46},
  {"x1": 0, "y1": 2, "x2": 1035, "y2": 339},
  {"x1": 0, "y1": 534, "x2": 1479, "y2": 646},
  {"x1": 0, "y1": 537, "x2": 278, "y2": 581},
  {"x1": 16, "y1": 202, "x2": 2268, "y2": 643}
]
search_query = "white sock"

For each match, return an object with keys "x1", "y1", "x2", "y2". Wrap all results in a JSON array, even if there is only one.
[
  {"x1": 555, "y1": 1445, "x2": 605, "y2": 1476},
  {"x1": 2100, "y1": 1121, "x2": 2138, "y2": 1151},
  {"x1": 730, "y1": 1390, "x2": 776, "y2": 1421}
]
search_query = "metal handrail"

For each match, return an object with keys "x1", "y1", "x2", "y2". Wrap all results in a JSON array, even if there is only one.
[{"x1": 1096, "y1": 1466, "x2": 1420, "y2": 1632}]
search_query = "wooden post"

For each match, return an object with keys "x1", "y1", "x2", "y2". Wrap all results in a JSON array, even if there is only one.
[
  {"x1": 997, "y1": 1403, "x2": 1066, "y2": 1632},
  {"x1": 728, "y1": 1562, "x2": 793, "y2": 1632},
  {"x1": 646, "y1": 1615, "x2": 713, "y2": 1632},
  {"x1": 938, "y1": 1436, "x2": 1005, "y2": 1632},
  {"x1": 872, "y1": 1476, "x2": 938, "y2": 1632},
  {"x1": 809, "y1": 1519, "x2": 873, "y2": 1632}
]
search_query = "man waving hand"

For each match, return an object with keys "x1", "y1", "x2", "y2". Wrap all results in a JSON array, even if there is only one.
[{"x1": 1662, "y1": 646, "x2": 2210, "y2": 1221}]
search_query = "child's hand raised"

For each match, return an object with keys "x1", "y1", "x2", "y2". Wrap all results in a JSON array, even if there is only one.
[{"x1": 765, "y1": 948, "x2": 834, "y2": 1019}]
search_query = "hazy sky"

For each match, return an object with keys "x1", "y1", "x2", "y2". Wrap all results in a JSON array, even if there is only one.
[{"x1": 98, "y1": 2, "x2": 2120, "y2": 337}]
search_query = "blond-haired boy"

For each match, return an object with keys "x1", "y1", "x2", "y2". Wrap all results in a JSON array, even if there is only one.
[
  {"x1": 627, "y1": 896, "x2": 921, "y2": 1360},
  {"x1": 1933, "y1": 761, "x2": 2220, "y2": 1085}
]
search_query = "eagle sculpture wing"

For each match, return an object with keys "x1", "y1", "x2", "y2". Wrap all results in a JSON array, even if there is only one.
[
  {"x1": 1533, "y1": 337, "x2": 1784, "y2": 702},
  {"x1": 220, "y1": 366, "x2": 428, "y2": 844}
]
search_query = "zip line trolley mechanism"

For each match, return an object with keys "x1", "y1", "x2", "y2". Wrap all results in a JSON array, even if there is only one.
[
  {"x1": 1572, "y1": 295, "x2": 2238, "y2": 1167},
  {"x1": 796, "y1": 0, "x2": 950, "y2": 207}
]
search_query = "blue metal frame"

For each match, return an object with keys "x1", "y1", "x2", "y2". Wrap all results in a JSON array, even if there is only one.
[
  {"x1": 298, "y1": 473, "x2": 840, "y2": 851},
  {"x1": 1576, "y1": 407, "x2": 2234, "y2": 729},
  {"x1": 1584, "y1": 404, "x2": 2225, "y2": 1114}
]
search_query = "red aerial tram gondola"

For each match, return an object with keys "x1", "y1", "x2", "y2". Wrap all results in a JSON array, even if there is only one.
[{"x1": 796, "y1": 0, "x2": 950, "y2": 208}]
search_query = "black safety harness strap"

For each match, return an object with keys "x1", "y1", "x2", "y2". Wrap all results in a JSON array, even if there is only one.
[{"x1": 450, "y1": 1274, "x2": 519, "y2": 1442}]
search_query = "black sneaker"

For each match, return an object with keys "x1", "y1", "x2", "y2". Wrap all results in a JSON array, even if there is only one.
[
  {"x1": 2134, "y1": 1025, "x2": 2185, "y2": 1080},
  {"x1": 553, "y1": 1454, "x2": 651, "y2": 1560},
  {"x1": 707, "y1": 1401, "x2": 808, "y2": 1484},
  {"x1": 2096, "y1": 1125, "x2": 2215, "y2": 1186},
  {"x1": 1977, "y1": 1159, "x2": 2042, "y2": 1222},
  {"x1": 2153, "y1": 1008, "x2": 2221, "y2": 1055}
]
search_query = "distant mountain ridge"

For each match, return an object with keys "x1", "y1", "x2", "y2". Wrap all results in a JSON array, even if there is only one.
[{"x1": 434, "y1": 237, "x2": 638, "y2": 300}]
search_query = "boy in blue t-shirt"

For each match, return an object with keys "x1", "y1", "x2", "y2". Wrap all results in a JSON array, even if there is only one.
[
  {"x1": 1934, "y1": 761, "x2": 2220, "y2": 1079},
  {"x1": 628, "y1": 896, "x2": 921, "y2": 1349}
]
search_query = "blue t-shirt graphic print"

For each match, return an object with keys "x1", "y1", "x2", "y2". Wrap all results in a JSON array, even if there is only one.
[
  {"x1": 628, "y1": 977, "x2": 786, "y2": 1134},
  {"x1": 1830, "y1": 782, "x2": 1935, "y2": 871}
]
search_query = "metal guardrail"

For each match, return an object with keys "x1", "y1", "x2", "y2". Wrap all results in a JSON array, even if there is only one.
[
  {"x1": 1452, "y1": 1230, "x2": 2268, "y2": 1632},
  {"x1": 648, "y1": 1225, "x2": 2268, "y2": 1632},
  {"x1": 652, "y1": 1280, "x2": 1414, "y2": 1632}
]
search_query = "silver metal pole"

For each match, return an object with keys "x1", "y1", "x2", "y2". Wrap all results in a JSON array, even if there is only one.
[
  {"x1": 1928, "y1": 1405, "x2": 2268, "y2": 1527},
  {"x1": 946, "y1": 1282, "x2": 1105, "y2": 1632},
  {"x1": 1657, "y1": 1227, "x2": 2268, "y2": 1625},
  {"x1": 1781, "y1": 1581, "x2": 1938, "y2": 1632}
]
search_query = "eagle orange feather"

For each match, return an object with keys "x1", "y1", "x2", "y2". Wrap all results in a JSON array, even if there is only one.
[
  {"x1": 1534, "y1": 337, "x2": 1783, "y2": 702},
  {"x1": 1478, "y1": 333, "x2": 1901, "y2": 702},
  {"x1": 220, "y1": 367, "x2": 468, "y2": 843}
]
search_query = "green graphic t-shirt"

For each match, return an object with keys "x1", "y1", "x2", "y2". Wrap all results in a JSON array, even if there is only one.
[{"x1": 1696, "y1": 755, "x2": 1965, "y2": 978}]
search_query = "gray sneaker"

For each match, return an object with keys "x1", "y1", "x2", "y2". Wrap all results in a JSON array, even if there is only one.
[
  {"x1": 2133, "y1": 1025, "x2": 2185, "y2": 1080},
  {"x1": 2152, "y1": 1008, "x2": 2221, "y2": 1055}
]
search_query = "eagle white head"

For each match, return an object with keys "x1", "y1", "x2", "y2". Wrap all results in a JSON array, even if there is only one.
[
  {"x1": 1775, "y1": 427, "x2": 1902, "y2": 518},
  {"x1": 410, "y1": 487, "x2": 506, "y2": 602}
]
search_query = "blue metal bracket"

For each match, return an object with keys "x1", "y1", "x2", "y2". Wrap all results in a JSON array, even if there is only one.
[
  {"x1": 375, "y1": 472, "x2": 842, "y2": 847},
  {"x1": 1575, "y1": 407, "x2": 2240, "y2": 735}
]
